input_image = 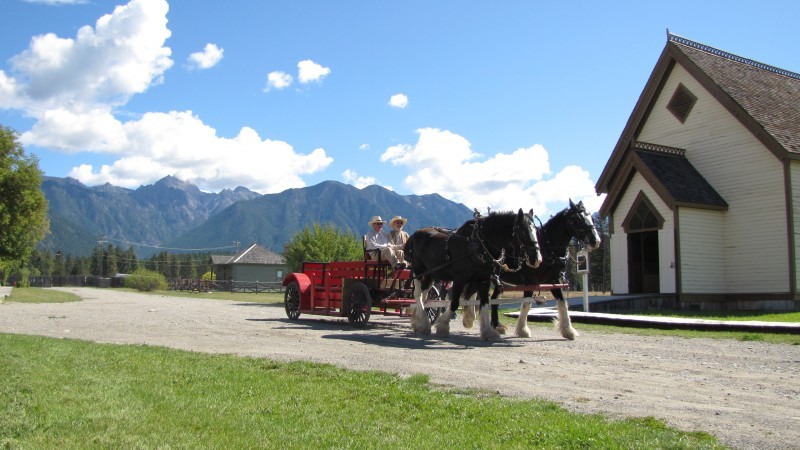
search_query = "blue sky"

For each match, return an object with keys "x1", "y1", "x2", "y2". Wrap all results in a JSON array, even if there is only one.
[{"x1": 2, "y1": 0, "x2": 798, "y2": 217}]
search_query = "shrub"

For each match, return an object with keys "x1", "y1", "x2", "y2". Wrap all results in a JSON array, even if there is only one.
[
  {"x1": 201, "y1": 271, "x2": 215, "y2": 281},
  {"x1": 124, "y1": 268, "x2": 167, "y2": 291}
]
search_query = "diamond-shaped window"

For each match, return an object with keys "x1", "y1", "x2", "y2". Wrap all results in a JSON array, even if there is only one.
[{"x1": 667, "y1": 83, "x2": 697, "y2": 123}]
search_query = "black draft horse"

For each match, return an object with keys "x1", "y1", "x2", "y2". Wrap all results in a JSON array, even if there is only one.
[
  {"x1": 404, "y1": 209, "x2": 542, "y2": 341},
  {"x1": 462, "y1": 199, "x2": 601, "y2": 340}
]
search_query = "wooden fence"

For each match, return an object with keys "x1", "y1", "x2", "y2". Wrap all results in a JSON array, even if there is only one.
[
  {"x1": 22, "y1": 276, "x2": 283, "y2": 294},
  {"x1": 168, "y1": 279, "x2": 284, "y2": 294}
]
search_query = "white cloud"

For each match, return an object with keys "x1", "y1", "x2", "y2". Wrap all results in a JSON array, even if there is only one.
[
  {"x1": 0, "y1": 71, "x2": 23, "y2": 109},
  {"x1": 358, "y1": 143, "x2": 370, "y2": 151},
  {"x1": 2, "y1": 0, "x2": 333, "y2": 194},
  {"x1": 7, "y1": 0, "x2": 172, "y2": 116},
  {"x1": 66, "y1": 111, "x2": 333, "y2": 192},
  {"x1": 388, "y1": 93, "x2": 408, "y2": 108},
  {"x1": 264, "y1": 71, "x2": 293, "y2": 91},
  {"x1": 342, "y1": 169, "x2": 377, "y2": 189},
  {"x1": 21, "y1": 107, "x2": 127, "y2": 153},
  {"x1": 380, "y1": 128, "x2": 604, "y2": 216},
  {"x1": 297, "y1": 59, "x2": 330, "y2": 84},
  {"x1": 187, "y1": 43, "x2": 223, "y2": 69}
]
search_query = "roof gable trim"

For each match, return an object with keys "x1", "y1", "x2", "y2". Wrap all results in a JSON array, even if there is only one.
[
  {"x1": 668, "y1": 33, "x2": 800, "y2": 80},
  {"x1": 633, "y1": 141, "x2": 685, "y2": 156}
]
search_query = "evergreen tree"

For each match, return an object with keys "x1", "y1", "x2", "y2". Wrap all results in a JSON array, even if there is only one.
[
  {"x1": 126, "y1": 246, "x2": 138, "y2": 273},
  {"x1": 179, "y1": 254, "x2": 195, "y2": 278},
  {"x1": 103, "y1": 244, "x2": 118, "y2": 276},
  {"x1": 71, "y1": 255, "x2": 88, "y2": 276},
  {"x1": 54, "y1": 251, "x2": 65, "y2": 276},
  {"x1": 90, "y1": 246, "x2": 103, "y2": 276}
]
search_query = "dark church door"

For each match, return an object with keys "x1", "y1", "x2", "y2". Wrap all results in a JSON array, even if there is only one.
[{"x1": 628, "y1": 231, "x2": 660, "y2": 293}]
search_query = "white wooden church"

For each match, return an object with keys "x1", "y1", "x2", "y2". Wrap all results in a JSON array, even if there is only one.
[{"x1": 595, "y1": 33, "x2": 799, "y2": 310}]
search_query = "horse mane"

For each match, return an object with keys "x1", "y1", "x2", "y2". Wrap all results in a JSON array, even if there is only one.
[
  {"x1": 463, "y1": 210, "x2": 517, "y2": 236},
  {"x1": 538, "y1": 208, "x2": 571, "y2": 256},
  {"x1": 418, "y1": 226, "x2": 454, "y2": 238},
  {"x1": 540, "y1": 208, "x2": 568, "y2": 234}
]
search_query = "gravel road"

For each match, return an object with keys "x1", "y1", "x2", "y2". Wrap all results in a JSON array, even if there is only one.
[{"x1": 1, "y1": 287, "x2": 798, "y2": 449}]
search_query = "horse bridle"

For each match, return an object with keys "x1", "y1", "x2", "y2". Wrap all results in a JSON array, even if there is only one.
[
  {"x1": 566, "y1": 206, "x2": 597, "y2": 250},
  {"x1": 509, "y1": 212, "x2": 541, "y2": 269}
]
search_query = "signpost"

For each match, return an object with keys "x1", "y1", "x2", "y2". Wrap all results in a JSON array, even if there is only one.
[{"x1": 576, "y1": 250, "x2": 589, "y2": 312}]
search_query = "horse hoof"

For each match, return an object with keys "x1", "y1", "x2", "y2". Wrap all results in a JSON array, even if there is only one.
[
  {"x1": 481, "y1": 331, "x2": 502, "y2": 342},
  {"x1": 496, "y1": 324, "x2": 507, "y2": 335}
]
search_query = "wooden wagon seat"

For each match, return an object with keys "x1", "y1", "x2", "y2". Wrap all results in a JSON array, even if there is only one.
[{"x1": 362, "y1": 235, "x2": 392, "y2": 267}]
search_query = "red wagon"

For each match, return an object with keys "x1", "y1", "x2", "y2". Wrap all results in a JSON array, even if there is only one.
[{"x1": 281, "y1": 256, "x2": 444, "y2": 327}]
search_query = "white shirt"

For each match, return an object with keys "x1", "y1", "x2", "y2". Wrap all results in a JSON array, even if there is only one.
[{"x1": 365, "y1": 229, "x2": 392, "y2": 251}]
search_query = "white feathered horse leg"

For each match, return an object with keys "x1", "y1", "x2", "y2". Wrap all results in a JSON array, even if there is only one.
[
  {"x1": 461, "y1": 297, "x2": 476, "y2": 329},
  {"x1": 411, "y1": 279, "x2": 432, "y2": 335},
  {"x1": 554, "y1": 297, "x2": 579, "y2": 340},
  {"x1": 433, "y1": 306, "x2": 452, "y2": 337},
  {"x1": 515, "y1": 300, "x2": 532, "y2": 337},
  {"x1": 478, "y1": 304, "x2": 502, "y2": 341}
]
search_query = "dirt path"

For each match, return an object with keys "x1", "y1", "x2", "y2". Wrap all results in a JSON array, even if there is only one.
[{"x1": 1, "y1": 287, "x2": 798, "y2": 449}]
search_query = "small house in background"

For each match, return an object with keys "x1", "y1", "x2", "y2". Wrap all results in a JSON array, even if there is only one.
[
  {"x1": 211, "y1": 243, "x2": 287, "y2": 283},
  {"x1": 595, "y1": 33, "x2": 799, "y2": 310}
]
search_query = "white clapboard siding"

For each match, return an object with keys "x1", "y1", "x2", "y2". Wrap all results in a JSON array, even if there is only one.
[
  {"x1": 610, "y1": 232, "x2": 628, "y2": 294},
  {"x1": 658, "y1": 227, "x2": 676, "y2": 293},
  {"x1": 793, "y1": 160, "x2": 800, "y2": 292},
  {"x1": 610, "y1": 173, "x2": 675, "y2": 294},
  {"x1": 638, "y1": 64, "x2": 789, "y2": 293},
  {"x1": 678, "y1": 208, "x2": 726, "y2": 293}
]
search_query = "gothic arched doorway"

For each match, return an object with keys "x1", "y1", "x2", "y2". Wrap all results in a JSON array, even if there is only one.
[{"x1": 623, "y1": 192, "x2": 664, "y2": 293}]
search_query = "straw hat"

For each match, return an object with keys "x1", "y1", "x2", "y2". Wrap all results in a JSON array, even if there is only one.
[
  {"x1": 390, "y1": 216, "x2": 408, "y2": 226},
  {"x1": 368, "y1": 215, "x2": 385, "y2": 226}
]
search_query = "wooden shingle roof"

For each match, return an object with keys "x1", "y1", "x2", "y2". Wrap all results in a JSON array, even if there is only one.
[
  {"x1": 670, "y1": 35, "x2": 800, "y2": 155},
  {"x1": 597, "y1": 33, "x2": 800, "y2": 202},
  {"x1": 633, "y1": 144, "x2": 727, "y2": 210},
  {"x1": 212, "y1": 243, "x2": 285, "y2": 265}
]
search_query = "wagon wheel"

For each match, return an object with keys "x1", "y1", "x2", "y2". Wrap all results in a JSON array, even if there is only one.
[
  {"x1": 284, "y1": 281, "x2": 302, "y2": 320},
  {"x1": 426, "y1": 285, "x2": 445, "y2": 324},
  {"x1": 346, "y1": 282, "x2": 372, "y2": 327}
]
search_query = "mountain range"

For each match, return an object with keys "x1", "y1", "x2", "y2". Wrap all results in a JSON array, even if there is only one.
[{"x1": 39, "y1": 176, "x2": 473, "y2": 257}]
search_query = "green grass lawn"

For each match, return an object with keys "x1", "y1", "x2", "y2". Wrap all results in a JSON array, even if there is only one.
[
  {"x1": 4, "y1": 287, "x2": 82, "y2": 303},
  {"x1": 5, "y1": 286, "x2": 283, "y2": 304},
  {"x1": 631, "y1": 309, "x2": 800, "y2": 323},
  {"x1": 0, "y1": 333, "x2": 723, "y2": 449}
]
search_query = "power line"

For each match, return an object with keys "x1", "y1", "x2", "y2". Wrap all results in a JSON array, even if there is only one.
[{"x1": 101, "y1": 236, "x2": 238, "y2": 252}]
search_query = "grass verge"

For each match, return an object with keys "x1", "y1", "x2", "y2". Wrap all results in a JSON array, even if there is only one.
[
  {"x1": 4, "y1": 288, "x2": 81, "y2": 303},
  {"x1": 631, "y1": 310, "x2": 800, "y2": 323},
  {"x1": 121, "y1": 287, "x2": 284, "y2": 304},
  {"x1": 496, "y1": 316, "x2": 800, "y2": 345},
  {"x1": 0, "y1": 333, "x2": 722, "y2": 449}
]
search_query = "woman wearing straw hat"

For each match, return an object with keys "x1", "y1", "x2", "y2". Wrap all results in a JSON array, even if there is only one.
[
  {"x1": 387, "y1": 215, "x2": 409, "y2": 265},
  {"x1": 365, "y1": 215, "x2": 404, "y2": 268}
]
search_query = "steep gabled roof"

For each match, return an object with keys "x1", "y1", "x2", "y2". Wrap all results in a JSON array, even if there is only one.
[
  {"x1": 596, "y1": 33, "x2": 800, "y2": 200},
  {"x1": 670, "y1": 35, "x2": 800, "y2": 155},
  {"x1": 602, "y1": 143, "x2": 728, "y2": 216},
  {"x1": 211, "y1": 243, "x2": 285, "y2": 265},
  {"x1": 635, "y1": 143, "x2": 727, "y2": 208}
]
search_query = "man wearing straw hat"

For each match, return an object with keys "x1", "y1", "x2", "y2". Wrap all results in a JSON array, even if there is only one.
[{"x1": 365, "y1": 215, "x2": 404, "y2": 268}]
